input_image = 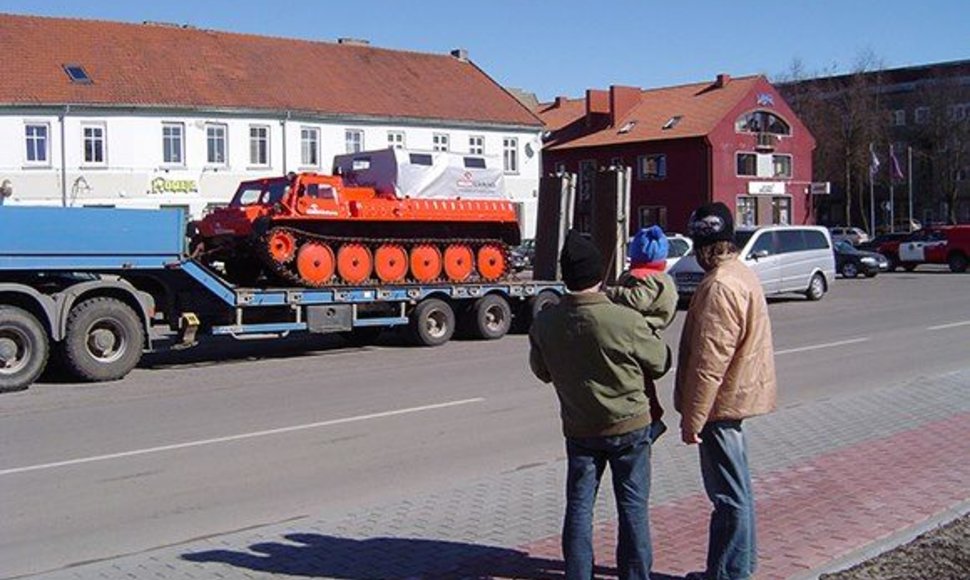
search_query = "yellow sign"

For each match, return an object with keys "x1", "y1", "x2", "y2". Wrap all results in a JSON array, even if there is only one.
[{"x1": 151, "y1": 177, "x2": 198, "y2": 194}]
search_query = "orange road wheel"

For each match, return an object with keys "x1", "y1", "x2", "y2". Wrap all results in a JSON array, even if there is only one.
[
  {"x1": 477, "y1": 244, "x2": 507, "y2": 281},
  {"x1": 409, "y1": 244, "x2": 443, "y2": 283},
  {"x1": 296, "y1": 242, "x2": 335, "y2": 287},
  {"x1": 374, "y1": 244, "x2": 408, "y2": 284},
  {"x1": 443, "y1": 244, "x2": 474, "y2": 282},
  {"x1": 267, "y1": 229, "x2": 296, "y2": 263},
  {"x1": 337, "y1": 243, "x2": 374, "y2": 284}
]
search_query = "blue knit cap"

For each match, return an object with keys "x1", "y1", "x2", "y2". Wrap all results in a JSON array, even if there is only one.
[{"x1": 628, "y1": 226, "x2": 669, "y2": 264}]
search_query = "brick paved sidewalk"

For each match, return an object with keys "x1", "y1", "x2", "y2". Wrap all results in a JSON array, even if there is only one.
[{"x1": 25, "y1": 371, "x2": 970, "y2": 580}]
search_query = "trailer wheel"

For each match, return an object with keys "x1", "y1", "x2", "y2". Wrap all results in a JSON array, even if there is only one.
[
  {"x1": 62, "y1": 297, "x2": 144, "y2": 382},
  {"x1": 467, "y1": 294, "x2": 512, "y2": 340},
  {"x1": 514, "y1": 290, "x2": 561, "y2": 333},
  {"x1": 0, "y1": 306, "x2": 49, "y2": 393},
  {"x1": 409, "y1": 298, "x2": 455, "y2": 347}
]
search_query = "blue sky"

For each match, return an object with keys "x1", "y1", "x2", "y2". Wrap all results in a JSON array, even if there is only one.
[{"x1": 3, "y1": 0, "x2": 968, "y2": 101}]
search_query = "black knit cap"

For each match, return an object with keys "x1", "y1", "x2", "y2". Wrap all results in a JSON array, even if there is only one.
[
  {"x1": 687, "y1": 202, "x2": 735, "y2": 248},
  {"x1": 560, "y1": 229, "x2": 604, "y2": 291}
]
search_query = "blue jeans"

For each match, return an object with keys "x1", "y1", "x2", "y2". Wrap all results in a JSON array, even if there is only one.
[
  {"x1": 699, "y1": 420, "x2": 757, "y2": 580},
  {"x1": 563, "y1": 425, "x2": 652, "y2": 580}
]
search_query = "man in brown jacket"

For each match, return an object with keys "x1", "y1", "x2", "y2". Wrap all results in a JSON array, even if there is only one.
[{"x1": 675, "y1": 202, "x2": 777, "y2": 580}]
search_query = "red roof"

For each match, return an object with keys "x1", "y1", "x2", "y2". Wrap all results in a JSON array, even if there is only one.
[
  {"x1": 0, "y1": 13, "x2": 541, "y2": 127},
  {"x1": 538, "y1": 76, "x2": 763, "y2": 150}
]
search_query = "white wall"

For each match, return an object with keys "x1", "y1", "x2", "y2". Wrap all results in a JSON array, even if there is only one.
[{"x1": 0, "y1": 109, "x2": 541, "y2": 237}]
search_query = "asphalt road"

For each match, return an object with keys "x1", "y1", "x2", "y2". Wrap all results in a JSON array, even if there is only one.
[{"x1": 2, "y1": 268, "x2": 969, "y2": 578}]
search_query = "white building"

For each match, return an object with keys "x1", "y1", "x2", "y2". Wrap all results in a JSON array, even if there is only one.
[{"x1": 0, "y1": 14, "x2": 544, "y2": 236}]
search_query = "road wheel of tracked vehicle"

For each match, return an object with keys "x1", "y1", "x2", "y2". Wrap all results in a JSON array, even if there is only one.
[
  {"x1": 477, "y1": 244, "x2": 507, "y2": 282},
  {"x1": 410, "y1": 245, "x2": 443, "y2": 283},
  {"x1": 0, "y1": 306, "x2": 49, "y2": 392},
  {"x1": 409, "y1": 298, "x2": 455, "y2": 347},
  {"x1": 337, "y1": 243, "x2": 374, "y2": 285},
  {"x1": 443, "y1": 244, "x2": 475, "y2": 283},
  {"x1": 266, "y1": 229, "x2": 297, "y2": 263},
  {"x1": 296, "y1": 242, "x2": 336, "y2": 287},
  {"x1": 374, "y1": 244, "x2": 408, "y2": 284},
  {"x1": 466, "y1": 294, "x2": 512, "y2": 340},
  {"x1": 62, "y1": 297, "x2": 144, "y2": 382}
]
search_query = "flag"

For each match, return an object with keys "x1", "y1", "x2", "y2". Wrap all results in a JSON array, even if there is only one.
[
  {"x1": 890, "y1": 144, "x2": 905, "y2": 180},
  {"x1": 869, "y1": 143, "x2": 881, "y2": 178}
]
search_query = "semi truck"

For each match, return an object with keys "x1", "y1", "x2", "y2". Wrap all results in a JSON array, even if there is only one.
[{"x1": 0, "y1": 206, "x2": 563, "y2": 393}]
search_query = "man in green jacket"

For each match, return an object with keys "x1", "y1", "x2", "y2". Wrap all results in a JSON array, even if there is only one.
[{"x1": 529, "y1": 230, "x2": 671, "y2": 580}]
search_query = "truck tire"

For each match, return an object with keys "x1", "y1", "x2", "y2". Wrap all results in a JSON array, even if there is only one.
[
  {"x1": 513, "y1": 290, "x2": 561, "y2": 333},
  {"x1": 409, "y1": 298, "x2": 455, "y2": 347},
  {"x1": 62, "y1": 297, "x2": 144, "y2": 382},
  {"x1": 948, "y1": 252, "x2": 968, "y2": 273},
  {"x1": 467, "y1": 294, "x2": 512, "y2": 340},
  {"x1": 0, "y1": 306, "x2": 49, "y2": 393}
]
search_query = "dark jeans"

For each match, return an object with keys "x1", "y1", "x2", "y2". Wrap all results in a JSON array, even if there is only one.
[
  {"x1": 699, "y1": 420, "x2": 757, "y2": 580},
  {"x1": 563, "y1": 425, "x2": 652, "y2": 580}
]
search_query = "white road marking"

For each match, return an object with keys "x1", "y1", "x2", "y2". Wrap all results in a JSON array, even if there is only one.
[
  {"x1": 775, "y1": 337, "x2": 870, "y2": 355},
  {"x1": 927, "y1": 320, "x2": 970, "y2": 331},
  {"x1": 0, "y1": 398, "x2": 485, "y2": 477}
]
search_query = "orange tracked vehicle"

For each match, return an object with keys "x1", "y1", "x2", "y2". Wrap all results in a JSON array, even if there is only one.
[{"x1": 194, "y1": 166, "x2": 521, "y2": 287}]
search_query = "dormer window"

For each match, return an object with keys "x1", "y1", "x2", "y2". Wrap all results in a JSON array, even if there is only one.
[
  {"x1": 63, "y1": 64, "x2": 92, "y2": 84},
  {"x1": 662, "y1": 116, "x2": 682, "y2": 130}
]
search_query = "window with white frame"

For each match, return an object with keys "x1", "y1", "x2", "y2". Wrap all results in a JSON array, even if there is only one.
[
  {"x1": 469, "y1": 135, "x2": 484, "y2": 155},
  {"x1": 503, "y1": 137, "x2": 518, "y2": 173},
  {"x1": 82, "y1": 123, "x2": 106, "y2": 165},
  {"x1": 736, "y1": 153, "x2": 757, "y2": 176},
  {"x1": 24, "y1": 123, "x2": 50, "y2": 165},
  {"x1": 737, "y1": 196, "x2": 757, "y2": 227},
  {"x1": 249, "y1": 125, "x2": 270, "y2": 166},
  {"x1": 387, "y1": 131, "x2": 405, "y2": 149},
  {"x1": 915, "y1": 106, "x2": 930, "y2": 124},
  {"x1": 301, "y1": 126, "x2": 320, "y2": 167},
  {"x1": 433, "y1": 133, "x2": 450, "y2": 152},
  {"x1": 345, "y1": 129, "x2": 364, "y2": 153},
  {"x1": 637, "y1": 154, "x2": 666, "y2": 180},
  {"x1": 772, "y1": 154, "x2": 792, "y2": 178},
  {"x1": 162, "y1": 123, "x2": 185, "y2": 165},
  {"x1": 892, "y1": 110, "x2": 906, "y2": 127},
  {"x1": 206, "y1": 123, "x2": 227, "y2": 165}
]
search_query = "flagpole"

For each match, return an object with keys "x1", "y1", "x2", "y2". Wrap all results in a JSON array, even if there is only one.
[
  {"x1": 908, "y1": 146, "x2": 914, "y2": 231},
  {"x1": 889, "y1": 145, "x2": 895, "y2": 233},
  {"x1": 869, "y1": 143, "x2": 876, "y2": 237}
]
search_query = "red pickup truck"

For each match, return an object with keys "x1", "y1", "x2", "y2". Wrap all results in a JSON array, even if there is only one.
[{"x1": 880, "y1": 225, "x2": 970, "y2": 273}]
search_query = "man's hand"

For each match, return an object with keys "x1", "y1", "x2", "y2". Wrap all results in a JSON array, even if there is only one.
[{"x1": 681, "y1": 428, "x2": 702, "y2": 445}]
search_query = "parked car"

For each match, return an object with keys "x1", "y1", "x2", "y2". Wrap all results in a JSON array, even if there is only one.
[
  {"x1": 668, "y1": 225, "x2": 836, "y2": 301},
  {"x1": 829, "y1": 226, "x2": 870, "y2": 246},
  {"x1": 510, "y1": 238, "x2": 535, "y2": 272},
  {"x1": 833, "y1": 240, "x2": 889, "y2": 278},
  {"x1": 857, "y1": 232, "x2": 911, "y2": 253}
]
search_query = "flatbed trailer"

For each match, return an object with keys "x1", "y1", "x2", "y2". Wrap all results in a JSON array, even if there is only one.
[{"x1": 0, "y1": 207, "x2": 564, "y2": 392}]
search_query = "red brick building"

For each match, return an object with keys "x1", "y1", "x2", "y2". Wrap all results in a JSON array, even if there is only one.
[{"x1": 537, "y1": 75, "x2": 816, "y2": 234}]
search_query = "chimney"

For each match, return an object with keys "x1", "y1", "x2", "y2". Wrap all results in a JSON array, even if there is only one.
[
  {"x1": 585, "y1": 89, "x2": 610, "y2": 127},
  {"x1": 715, "y1": 73, "x2": 731, "y2": 88},
  {"x1": 450, "y1": 48, "x2": 469, "y2": 62},
  {"x1": 609, "y1": 85, "x2": 640, "y2": 127},
  {"x1": 554, "y1": 96, "x2": 569, "y2": 108},
  {"x1": 337, "y1": 37, "x2": 370, "y2": 46}
]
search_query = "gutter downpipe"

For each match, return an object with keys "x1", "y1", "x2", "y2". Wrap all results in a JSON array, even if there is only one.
[
  {"x1": 60, "y1": 104, "x2": 70, "y2": 206},
  {"x1": 281, "y1": 111, "x2": 291, "y2": 174}
]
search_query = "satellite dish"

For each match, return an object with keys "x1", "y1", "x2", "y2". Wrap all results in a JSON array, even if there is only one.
[
  {"x1": 0, "y1": 179, "x2": 12, "y2": 198},
  {"x1": 524, "y1": 142, "x2": 535, "y2": 158}
]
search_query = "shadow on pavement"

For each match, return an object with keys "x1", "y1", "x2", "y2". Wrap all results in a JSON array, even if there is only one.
[{"x1": 182, "y1": 533, "x2": 686, "y2": 579}]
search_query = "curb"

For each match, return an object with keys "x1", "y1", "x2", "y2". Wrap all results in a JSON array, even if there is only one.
[{"x1": 792, "y1": 498, "x2": 970, "y2": 580}]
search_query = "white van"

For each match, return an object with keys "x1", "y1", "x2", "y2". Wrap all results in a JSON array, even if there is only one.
[{"x1": 669, "y1": 225, "x2": 836, "y2": 301}]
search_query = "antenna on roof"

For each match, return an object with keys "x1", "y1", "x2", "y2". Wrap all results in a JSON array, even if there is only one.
[
  {"x1": 143, "y1": 21, "x2": 196, "y2": 29},
  {"x1": 337, "y1": 38, "x2": 370, "y2": 46}
]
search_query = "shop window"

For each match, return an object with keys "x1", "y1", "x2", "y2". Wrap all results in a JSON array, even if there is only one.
[{"x1": 737, "y1": 196, "x2": 757, "y2": 227}]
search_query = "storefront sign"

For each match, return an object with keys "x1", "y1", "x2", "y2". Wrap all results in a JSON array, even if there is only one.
[
  {"x1": 748, "y1": 181, "x2": 786, "y2": 195},
  {"x1": 150, "y1": 177, "x2": 198, "y2": 194}
]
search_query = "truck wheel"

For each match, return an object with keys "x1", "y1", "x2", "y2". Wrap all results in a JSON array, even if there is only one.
[
  {"x1": 948, "y1": 252, "x2": 968, "y2": 273},
  {"x1": 467, "y1": 295, "x2": 512, "y2": 340},
  {"x1": 0, "y1": 306, "x2": 49, "y2": 392},
  {"x1": 62, "y1": 297, "x2": 144, "y2": 382},
  {"x1": 512, "y1": 290, "x2": 561, "y2": 333},
  {"x1": 409, "y1": 298, "x2": 455, "y2": 347},
  {"x1": 805, "y1": 273, "x2": 827, "y2": 301}
]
